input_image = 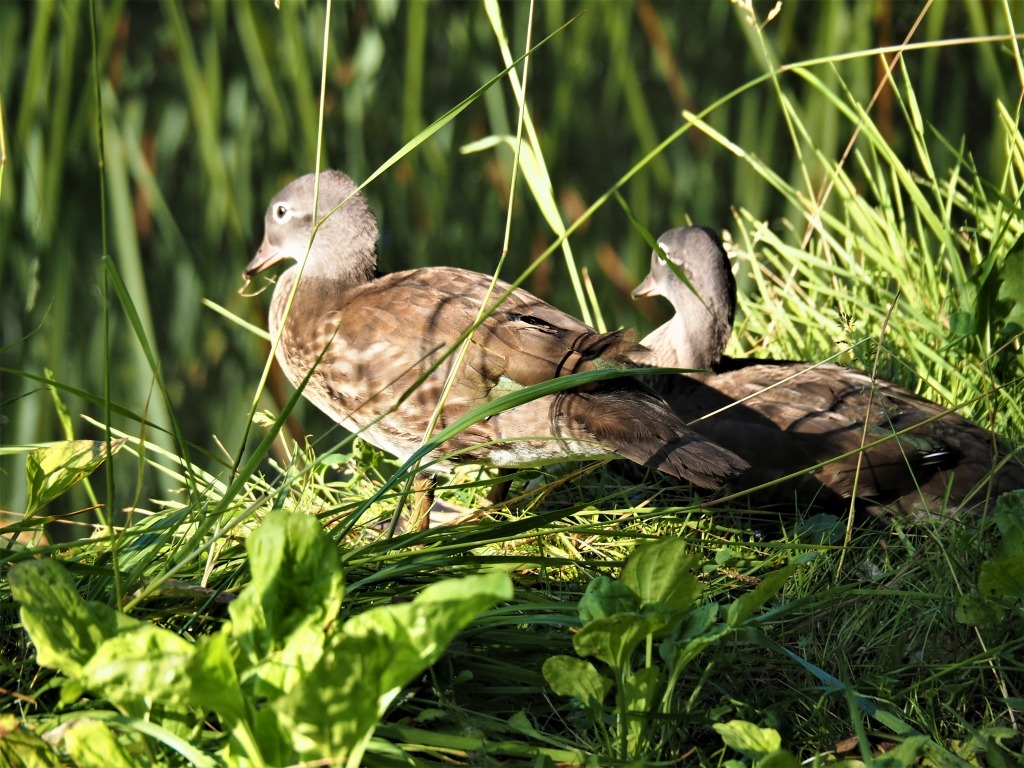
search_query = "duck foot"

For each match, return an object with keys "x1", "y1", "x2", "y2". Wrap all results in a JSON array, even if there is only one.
[
  {"x1": 418, "y1": 468, "x2": 515, "y2": 528},
  {"x1": 383, "y1": 470, "x2": 514, "y2": 534},
  {"x1": 485, "y1": 468, "x2": 514, "y2": 506}
]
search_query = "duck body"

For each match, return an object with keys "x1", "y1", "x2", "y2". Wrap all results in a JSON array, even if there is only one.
[
  {"x1": 244, "y1": 172, "x2": 748, "y2": 488},
  {"x1": 634, "y1": 226, "x2": 1024, "y2": 518}
]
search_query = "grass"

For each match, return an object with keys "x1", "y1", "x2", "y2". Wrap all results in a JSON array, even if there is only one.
[{"x1": 2, "y1": 0, "x2": 1024, "y2": 765}]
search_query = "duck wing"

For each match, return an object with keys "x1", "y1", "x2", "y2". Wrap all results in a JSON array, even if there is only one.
[
  {"x1": 279, "y1": 267, "x2": 747, "y2": 487},
  {"x1": 650, "y1": 360, "x2": 1023, "y2": 515}
]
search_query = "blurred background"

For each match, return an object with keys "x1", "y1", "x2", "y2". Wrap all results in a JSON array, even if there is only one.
[{"x1": 1, "y1": 0, "x2": 1021, "y2": 518}]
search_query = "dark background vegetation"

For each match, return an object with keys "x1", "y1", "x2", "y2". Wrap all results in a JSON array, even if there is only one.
[{"x1": 1, "y1": 0, "x2": 1021, "y2": 515}]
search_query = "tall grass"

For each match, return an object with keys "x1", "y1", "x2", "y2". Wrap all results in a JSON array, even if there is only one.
[{"x1": 1, "y1": 1, "x2": 1023, "y2": 765}]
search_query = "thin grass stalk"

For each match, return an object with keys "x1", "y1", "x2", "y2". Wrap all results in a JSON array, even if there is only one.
[
  {"x1": 482, "y1": 1, "x2": 594, "y2": 327},
  {"x1": 402, "y1": 1, "x2": 427, "y2": 144},
  {"x1": 745, "y1": 6, "x2": 821, "y2": 234},
  {"x1": 161, "y1": 0, "x2": 241, "y2": 241},
  {"x1": 0, "y1": 92, "x2": 6, "y2": 194},
  {"x1": 229, "y1": 0, "x2": 336, "y2": 487},
  {"x1": 87, "y1": 0, "x2": 125, "y2": 608},
  {"x1": 839, "y1": 291, "x2": 900, "y2": 572},
  {"x1": 803, "y1": 1, "x2": 931, "y2": 248},
  {"x1": 386, "y1": 0, "x2": 540, "y2": 535},
  {"x1": 1000, "y1": 0, "x2": 1024, "y2": 88},
  {"x1": 204, "y1": 0, "x2": 337, "y2": 582}
]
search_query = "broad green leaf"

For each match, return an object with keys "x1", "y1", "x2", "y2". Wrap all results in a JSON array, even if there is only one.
[
  {"x1": 978, "y1": 492, "x2": 1024, "y2": 599},
  {"x1": 186, "y1": 630, "x2": 247, "y2": 722},
  {"x1": 274, "y1": 630, "x2": 389, "y2": 767},
  {"x1": 229, "y1": 510, "x2": 344, "y2": 686},
  {"x1": 573, "y1": 613, "x2": 652, "y2": 671},
  {"x1": 0, "y1": 714, "x2": 62, "y2": 768},
  {"x1": 343, "y1": 572, "x2": 513, "y2": 700},
  {"x1": 726, "y1": 566, "x2": 796, "y2": 627},
  {"x1": 227, "y1": 707, "x2": 296, "y2": 768},
  {"x1": 578, "y1": 576, "x2": 638, "y2": 623},
  {"x1": 277, "y1": 572, "x2": 511, "y2": 767},
  {"x1": 949, "y1": 309, "x2": 976, "y2": 336},
  {"x1": 80, "y1": 624, "x2": 243, "y2": 721},
  {"x1": 994, "y1": 489, "x2": 1024, "y2": 527},
  {"x1": 660, "y1": 603, "x2": 726, "y2": 680},
  {"x1": 666, "y1": 603, "x2": 719, "y2": 649},
  {"x1": 81, "y1": 625, "x2": 188, "y2": 710},
  {"x1": 995, "y1": 246, "x2": 1024, "y2": 340},
  {"x1": 955, "y1": 593, "x2": 1005, "y2": 627},
  {"x1": 25, "y1": 440, "x2": 123, "y2": 516},
  {"x1": 793, "y1": 514, "x2": 844, "y2": 545},
  {"x1": 8, "y1": 580, "x2": 244, "y2": 726},
  {"x1": 620, "y1": 539, "x2": 702, "y2": 611},
  {"x1": 9, "y1": 559, "x2": 135, "y2": 678},
  {"x1": 978, "y1": 554, "x2": 1024, "y2": 599},
  {"x1": 713, "y1": 720, "x2": 782, "y2": 760},
  {"x1": 715, "y1": 547, "x2": 739, "y2": 566},
  {"x1": 620, "y1": 664, "x2": 660, "y2": 713},
  {"x1": 64, "y1": 720, "x2": 141, "y2": 768},
  {"x1": 870, "y1": 735, "x2": 932, "y2": 767},
  {"x1": 620, "y1": 665, "x2": 662, "y2": 755},
  {"x1": 541, "y1": 656, "x2": 612, "y2": 711},
  {"x1": 757, "y1": 750, "x2": 802, "y2": 768}
]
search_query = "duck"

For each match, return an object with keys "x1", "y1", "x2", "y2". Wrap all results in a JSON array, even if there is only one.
[
  {"x1": 242, "y1": 172, "x2": 749, "y2": 524},
  {"x1": 631, "y1": 226, "x2": 1024, "y2": 520}
]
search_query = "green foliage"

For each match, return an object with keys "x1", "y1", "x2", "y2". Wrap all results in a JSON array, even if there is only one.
[
  {"x1": 64, "y1": 720, "x2": 140, "y2": 768},
  {"x1": 977, "y1": 492, "x2": 1024, "y2": 599},
  {"x1": 714, "y1": 720, "x2": 799, "y2": 768},
  {"x1": 543, "y1": 538, "x2": 796, "y2": 761},
  {"x1": 8, "y1": 511, "x2": 512, "y2": 766},
  {"x1": 956, "y1": 491, "x2": 1024, "y2": 628},
  {"x1": 24, "y1": 440, "x2": 122, "y2": 517},
  {"x1": 0, "y1": 713, "x2": 63, "y2": 768}
]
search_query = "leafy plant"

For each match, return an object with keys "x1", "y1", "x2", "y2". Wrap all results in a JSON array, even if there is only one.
[
  {"x1": 7, "y1": 511, "x2": 513, "y2": 767},
  {"x1": 956, "y1": 491, "x2": 1024, "y2": 637},
  {"x1": 543, "y1": 537, "x2": 796, "y2": 761}
]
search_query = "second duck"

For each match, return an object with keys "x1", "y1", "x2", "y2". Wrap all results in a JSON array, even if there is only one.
[{"x1": 632, "y1": 226, "x2": 1024, "y2": 519}]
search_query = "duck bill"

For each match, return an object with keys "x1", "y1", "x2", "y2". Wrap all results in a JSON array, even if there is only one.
[
  {"x1": 243, "y1": 234, "x2": 287, "y2": 281},
  {"x1": 631, "y1": 272, "x2": 660, "y2": 299}
]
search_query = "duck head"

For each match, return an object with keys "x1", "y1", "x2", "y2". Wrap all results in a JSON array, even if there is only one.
[
  {"x1": 243, "y1": 170, "x2": 379, "y2": 287},
  {"x1": 632, "y1": 226, "x2": 737, "y2": 369}
]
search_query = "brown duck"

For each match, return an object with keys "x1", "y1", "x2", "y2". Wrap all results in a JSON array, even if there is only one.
[
  {"x1": 632, "y1": 226, "x2": 1024, "y2": 519},
  {"x1": 242, "y1": 172, "x2": 748, "y2": 514}
]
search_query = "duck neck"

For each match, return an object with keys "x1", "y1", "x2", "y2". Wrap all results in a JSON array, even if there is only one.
[
  {"x1": 269, "y1": 245, "x2": 376, "y2": 337},
  {"x1": 642, "y1": 313, "x2": 727, "y2": 371}
]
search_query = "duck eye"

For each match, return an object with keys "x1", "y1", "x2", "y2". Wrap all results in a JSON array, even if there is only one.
[{"x1": 273, "y1": 203, "x2": 289, "y2": 222}]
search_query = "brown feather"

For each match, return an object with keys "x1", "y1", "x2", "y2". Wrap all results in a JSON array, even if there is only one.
[
  {"x1": 246, "y1": 173, "x2": 749, "y2": 489},
  {"x1": 635, "y1": 227, "x2": 1024, "y2": 518}
]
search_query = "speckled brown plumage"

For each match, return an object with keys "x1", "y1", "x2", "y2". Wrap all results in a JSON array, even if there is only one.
[
  {"x1": 243, "y1": 172, "x2": 749, "y2": 490},
  {"x1": 633, "y1": 226, "x2": 1024, "y2": 518}
]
